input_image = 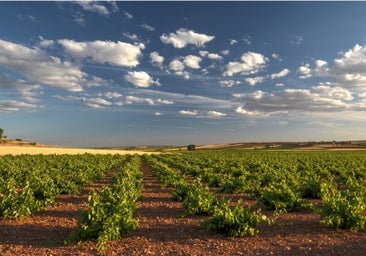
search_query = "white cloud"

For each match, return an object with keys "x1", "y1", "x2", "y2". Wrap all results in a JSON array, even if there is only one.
[
  {"x1": 207, "y1": 110, "x2": 226, "y2": 117},
  {"x1": 125, "y1": 96, "x2": 173, "y2": 105},
  {"x1": 245, "y1": 76, "x2": 265, "y2": 86},
  {"x1": 221, "y1": 50, "x2": 230, "y2": 56},
  {"x1": 76, "y1": 1, "x2": 110, "y2": 16},
  {"x1": 272, "y1": 53, "x2": 281, "y2": 61},
  {"x1": 169, "y1": 59, "x2": 185, "y2": 71},
  {"x1": 150, "y1": 51, "x2": 164, "y2": 68},
  {"x1": 160, "y1": 28, "x2": 215, "y2": 48},
  {"x1": 56, "y1": 95, "x2": 115, "y2": 109},
  {"x1": 123, "y1": 32, "x2": 139, "y2": 42},
  {"x1": 183, "y1": 55, "x2": 202, "y2": 69},
  {"x1": 199, "y1": 50, "x2": 223, "y2": 60},
  {"x1": 58, "y1": 39, "x2": 144, "y2": 67},
  {"x1": 235, "y1": 106, "x2": 265, "y2": 117},
  {"x1": 38, "y1": 36, "x2": 54, "y2": 48},
  {"x1": 141, "y1": 24, "x2": 155, "y2": 31},
  {"x1": 169, "y1": 59, "x2": 190, "y2": 79},
  {"x1": 230, "y1": 39, "x2": 238, "y2": 45},
  {"x1": 155, "y1": 112, "x2": 163, "y2": 116},
  {"x1": 270, "y1": 68, "x2": 290, "y2": 79},
  {"x1": 125, "y1": 96, "x2": 154, "y2": 105},
  {"x1": 332, "y1": 44, "x2": 366, "y2": 88},
  {"x1": 297, "y1": 64, "x2": 312, "y2": 79},
  {"x1": 15, "y1": 81, "x2": 42, "y2": 103},
  {"x1": 124, "y1": 11, "x2": 133, "y2": 19},
  {"x1": 314, "y1": 60, "x2": 329, "y2": 76},
  {"x1": 0, "y1": 39, "x2": 86, "y2": 92},
  {"x1": 219, "y1": 80, "x2": 241, "y2": 87},
  {"x1": 0, "y1": 100, "x2": 37, "y2": 112},
  {"x1": 156, "y1": 99, "x2": 174, "y2": 105},
  {"x1": 85, "y1": 97, "x2": 113, "y2": 109},
  {"x1": 124, "y1": 71, "x2": 160, "y2": 88},
  {"x1": 102, "y1": 92, "x2": 123, "y2": 99},
  {"x1": 233, "y1": 86, "x2": 354, "y2": 117},
  {"x1": 179, "y1": 110, "x2": 197, "y2": 116},
  {"x1": 223, "y1": 52, "x2": 268, "y2": 77},
  {"x1": 313, "y1": 84, "x2": 353, "y2": 101}
]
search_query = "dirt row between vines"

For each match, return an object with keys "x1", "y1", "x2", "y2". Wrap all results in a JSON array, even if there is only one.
[{"x1": 0, "y1": 157, "x2": 365, "y2": 255}]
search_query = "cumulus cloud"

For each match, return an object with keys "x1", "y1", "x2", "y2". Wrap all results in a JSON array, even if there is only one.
[
  {"x1": 75, "y1": 1, "x2": 111, "y2": 16},
  {"x1": 84, "y1": 97, "x2": 113, "y2": 109},
  {"x1": 15, "y1": 81, "x2": 42, "y2": 103},
  {"x1": 223, "y1": 52, "x2": 268, "y2": 77},
  {"x1": 101, "y1": 91, "x2": 122, "y2": 99},
  {"x1": 332, "y1": 44, "x2": 366, "y2": 88},
  {"x1": 313, "y1": 84, "x2": 353, "y2": 101},
  {"x1": 295, "y1": 44, "x2": 366, "y2": 90},
  {"x1": 150, "y1": 51, "x2": 164, "y2": 68},
  {"x1": 169, "y1": 59, "x2": 190, "y2": 79},
  {"x1": 179, "y1": 110, "x2": 197, "y2": 116},
  {"x1": 245, "y1": 76, "x2": 265, "y2": 86},
  {"x1": 58, "y1": 39, "x2": 144, "y2": 67},
  {"x1": 233, "y1": 85, "x2": 354, "y2": 117},
  {"x1": 38, "y1": 36, "x2": 54, "y2": 48},
  {"x1": 221, "y1": 50, "x2": 230, "y2": 56},
  {"x1": 230, "y1": 39, "x2": 238, "y2": 45},
  {"x1": 0, "y1": 39, "x2": 86, "y2": 92},
  {"x1": 207, "y1": 110, "x2": 226, "y2": 117},
  {"x1": 219, "y1": 80, "x2": 241, "y2": 87},
  {"x1": 125, "y1": 96, "x2": 173, "y2": 105},
  {"x1": 0, "y1": 100, "x2": 37, "y2": 112},
  {"x1": 235, "y1": 106, "x2": 265, "y2": 117},
  {"x1": 270, "y1": 68, "x2": 290, "y2": 79},
  {"x1": 199, "y1": 50, "x2": 223, "y2": 60},
  {"x1": 122, "y1": 32, "x2": 139, "y2": 42},
  {"x1": 124, "y1": 71, "x2": 160, "y2": 88},
  {"x1": 160, "y1": 28, "x2": 215, "y2": 48},
  {"x1": 183, "y1": 55, "x2": 202, "y2": 69},
  {"x1": 297, "y1": 64, "x2": 312, "y2": 79}
]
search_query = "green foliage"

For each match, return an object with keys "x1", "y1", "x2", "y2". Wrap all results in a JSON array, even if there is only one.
[
  {"x1": 0, "y1": 154, "x2": 126, "y2": 218},
  {"x1": 181, "y1": 179, "x2": 218, "y2": 216},
  {"x1": 202, "y1": 200, "x2": 271, "y2": 237},
  {"x1": 67, "y1": 155, "x2": 143, "y2": 251},
  {"x1": 257, "y1": 182, "x2": 312, "y2": 214},
  {"x1": 319, "y1": 182, "x2": 366, "y2": 231}
]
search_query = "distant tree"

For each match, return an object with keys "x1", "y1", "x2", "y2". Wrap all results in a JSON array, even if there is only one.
[
  {"x1": 187, "y1": 144, "x2": 196, "y2": 151},
  {"x1": 0, "y1": 128, "x2": 3, "y2": 139}
]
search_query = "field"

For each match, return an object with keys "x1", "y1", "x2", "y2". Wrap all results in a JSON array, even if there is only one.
[
  {"x1": 0, "y1": 148, "x2": 365, "y2": 255},
  {"x1": 0, "y1": 145, "x2": 151, "y2": 156}
]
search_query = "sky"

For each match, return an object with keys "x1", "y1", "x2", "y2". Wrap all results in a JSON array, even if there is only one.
[{"x1": 1, "y1": 1, "x2": 366, "y2": 147}]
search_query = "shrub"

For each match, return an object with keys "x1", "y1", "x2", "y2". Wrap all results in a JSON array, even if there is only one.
[
  {"x1": 202, "y1": 200, "x2": 271, "y2": 237},
  {"x1": 319, "y1": 182, "x2": 366, "y2": 231}
]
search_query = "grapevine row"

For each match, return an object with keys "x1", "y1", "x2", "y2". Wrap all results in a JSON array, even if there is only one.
[
  {"x1": 0, "y1": 154, "x2": 126, "y2": 218},
  {"x1": 152, "y1": 151, "x2": 366, "y2": 231},
  {"x1": 67, "y1": 155, "x2": 143, "y2": 250}
]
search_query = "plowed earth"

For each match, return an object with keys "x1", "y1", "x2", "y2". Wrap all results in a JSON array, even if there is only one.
[{"x1": 0, "y1": 159, "x2": 365, "y2": 255}]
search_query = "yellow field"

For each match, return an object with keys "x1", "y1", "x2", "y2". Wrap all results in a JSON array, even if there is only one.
[{"x1": 0, "y1": 146, "x2": 151, "y2": 156}]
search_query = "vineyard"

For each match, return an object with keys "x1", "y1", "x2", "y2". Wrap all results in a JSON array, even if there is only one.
[{"x1": 0, "y1": 150, "x2": 365, "y2": 255}]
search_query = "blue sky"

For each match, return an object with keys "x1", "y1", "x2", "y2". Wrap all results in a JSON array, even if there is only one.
[{"x1": 1, "y1": 1, "x2": 366, "y2": 147}]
